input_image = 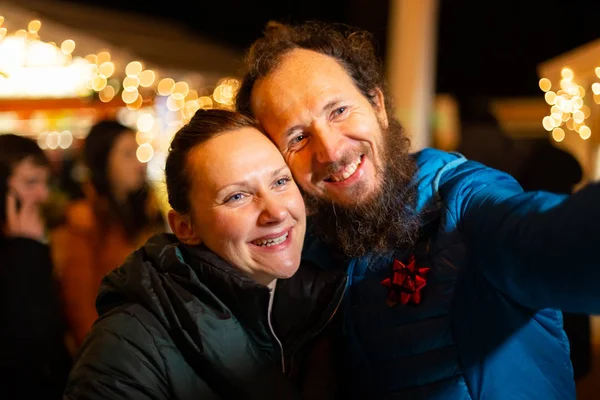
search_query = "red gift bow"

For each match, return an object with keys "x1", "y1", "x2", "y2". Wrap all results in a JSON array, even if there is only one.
[{"x1": 381, "y1": 255, "x2": 430, "y2": 306}]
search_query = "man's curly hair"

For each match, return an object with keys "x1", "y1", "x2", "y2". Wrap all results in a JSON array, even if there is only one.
[{"x1": 235, "y1": 21, "x2": 394, "y2": 118}]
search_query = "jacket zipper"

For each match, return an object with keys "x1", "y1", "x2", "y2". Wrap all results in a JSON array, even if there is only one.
[
  {"x1": 266, "y1": 279, "x2": 286, "y2": 374},
  {"x1": 287, "y1": 276, "x2": 348, "y2": 374}
]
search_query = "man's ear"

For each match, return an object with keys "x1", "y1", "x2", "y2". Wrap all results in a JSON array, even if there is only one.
[
  {"x1": 370, "y1": 87, "x2": 389, "y2": 129},
  {"x1": 167, "y1": 209, "x2": 201, "y2": 245}
]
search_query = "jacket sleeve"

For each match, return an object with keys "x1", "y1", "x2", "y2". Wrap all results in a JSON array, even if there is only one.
[
  {"x1": 439, "y1": 159, "x2": 600, "y2": 313},
  {"x1": 64, "y1": 311, "x2": 170, "y2": 400}
]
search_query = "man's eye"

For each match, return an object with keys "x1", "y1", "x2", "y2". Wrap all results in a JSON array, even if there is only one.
[
  {"x1": 333, "y1": 107, "x2": 346, "y2": 117},
  {"x1": 290, "y1": 134, "x2": 306, "y2": 145}
]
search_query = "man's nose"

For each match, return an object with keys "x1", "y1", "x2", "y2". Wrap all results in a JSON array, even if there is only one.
[{"x1": 312, "y1": 123, "x2": 344, "y2": 165}]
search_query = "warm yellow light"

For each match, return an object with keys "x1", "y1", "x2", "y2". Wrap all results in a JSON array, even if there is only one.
[
  {"x1": 183, "y1": 100, "x2": 201, "y2": 121},
  {"x1": 0, "y1": 28, "x2": 6, "y2": 39},
  {"x1": 573, "y1": 110, "x2": 585, "y2": 124},
  {"x1": 544, "y1": 91, "x2": 556, "y2": 105},
  {"x1": 185, "y1": 89, "x2": 199, "y2": 101},
  {"x1": 60, "y1": 40, "x2": 75, "y2": 55},
  {"x1": 167, "y1": 94, "x2": 185, "y2": 111},
  {"x1": 126, "y1": 61, "x2": 143, "y2": 76},
  {"x1": 172, "y1": 81, "x2": 189, "y2": 97},
  {"x1": 542, "y1": 116, "x2": 555, "y2": 131},
  {"x1": 572, "y1": 96, "x2": 584, "y2": 110},
  {"x1": 84, "y1": 54, "x2": 98, "y2": 64},
  {"x1": 0, "y1": 16, "x2": 4, "y2": 27},
  {"x1": 551, "y1": 115, "x2": 562, "y2": 127},
  {"x1": 59, "y1": 131, "x2": 73, "y2": 149},
  {"x1": 14, "y1": 29, "x2": 27, "y2": 39},
  {"x1": 561, "y1": 68, "x2": 574, "y2": 80},
  {"x1": 122, "y1": 88, "x2": 139, "y2": 104},
  {"x1": 97, "y1": 51, "x2": 111, "y2": 64},
  {"x1": 127, "y1": 93, "x2": 144, "y2": 110},
  {"x1": 566, "y1": 119, "x2": 574, "y2": 131},
  {"x1": 539, "y1": 78, "x2": 552, "y2": 92},
  {"x1": 581, "y1": 105, "x2": 591, "y2": 119},
  {"x1": 213, "y1": 84, "x2": 235, "y2": 105},
  {"x1": 579, "y1": 125, "x2": 591, "y2": 140},
  {"x1": 46, "y1": 131, "x2": 60, "y2": 149},
  {"x1": 123, "y1": 75, "x2": 140, "y2": 90},
  {"x1": 157, "y1": 78, "x2": 175, "y2": 96},
  {"x1": 136, "y1": 130, "x2": 154, "y2": 145},
  {"x1": 138, "y1": 70, "x2": 155, "y2": 87},
  {"x1": 592, "y1": 82, "x2": 600, "y2": 95},
  {"x1": 136, "y1": 143, "x2": 154, "y2": 163},
  {"x1": 91, "y1": 75, "x2": 107, "y2": 91},
  {"x1": 137, "y1": 113, "x2": 155, "y2": 132},
  {"x1": 28, "y1": 20, "x2": 42, "y2": 33},
  {"x1": 596, "y1": 67, "x2": 600, "y2": 79},
  {"x1": 99, "y1": 85, "x2": 115, "y2": 102},
  {"x1": 550, "y1": 111, "x2": 562, "y2": 121},
  {"x1": 552, "y1": 127, "x2": 565, "y2": 142},
  {"x1": 98, "y1": 61, "x2": 115, "y2": 78},
  {"x1": 37, "y1": 133, "x2": 48, "y2": 149},
  {"x1": 199, "y1": 96, "x2": 213, "y2": 109}
]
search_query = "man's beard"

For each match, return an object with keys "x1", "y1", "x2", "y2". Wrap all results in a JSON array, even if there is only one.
[{"x1": 303, "y1": 119, "x2": 420, "y2": 258}]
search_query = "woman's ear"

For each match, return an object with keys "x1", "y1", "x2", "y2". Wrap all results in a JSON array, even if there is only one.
[{"x1": 167, "y1": 209, "x2": 201, "y2": 245}]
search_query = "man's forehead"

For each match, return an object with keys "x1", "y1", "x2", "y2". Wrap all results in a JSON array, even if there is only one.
[{"x1": 251, "y1": 50, "x2": 354, "y2": 124}]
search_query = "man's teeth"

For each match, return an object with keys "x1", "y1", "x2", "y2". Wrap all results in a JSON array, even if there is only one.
[
  {"x1": 253, "y1": 233, "x2": 288, "y2": 247},
  {"x1": 328, "y1": 157, "x2": 362, "y2": 182}
]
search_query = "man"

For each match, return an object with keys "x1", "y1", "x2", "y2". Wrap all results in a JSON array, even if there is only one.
[{"x1": 235, "y1": 21, "x2": 600, "y2": 399}]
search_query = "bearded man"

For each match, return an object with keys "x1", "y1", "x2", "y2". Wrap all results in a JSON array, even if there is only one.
[{"x1": 236, "y1": 21, "x2": 600, "y2": 399}]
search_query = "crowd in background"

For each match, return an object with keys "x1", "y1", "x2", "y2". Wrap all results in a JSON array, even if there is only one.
[{"x1": 0, "y1": 120, "x2": 167, "y2": 399}]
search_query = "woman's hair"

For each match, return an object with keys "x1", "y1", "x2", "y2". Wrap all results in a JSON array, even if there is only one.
[
  {"x1": 83, "y1": 120, "x2": 159, "y2": 239},
  {"x1": 165, "y1": 109, "x2": 261, "y2": 214},
  {"x1": 0, "y1": 134, "x2": 50, "y2": 226}
]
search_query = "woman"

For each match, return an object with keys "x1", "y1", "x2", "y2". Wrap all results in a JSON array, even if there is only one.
[
  {"x1": 63, "y1": 110, "x2": 346, "y2": 399},
  {"x1": 51, "y1": 120, "x2": 166, "y2": 348},
  {"x1": 0, "y1": 134, "x2": 72, "y2": 399}
]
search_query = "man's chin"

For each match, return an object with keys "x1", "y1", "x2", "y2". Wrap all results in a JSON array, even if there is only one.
[{"x1": 321, "y1": 183, "x2": 380, "y2": 208}]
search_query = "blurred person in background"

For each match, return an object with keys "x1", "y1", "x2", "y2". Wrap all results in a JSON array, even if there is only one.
[
  {"x1": 0, "y1": 134, "x2": 72, "y2": 400},
  {"x1": 51, "y1": 120, "x2": 166, "y2": 349}
]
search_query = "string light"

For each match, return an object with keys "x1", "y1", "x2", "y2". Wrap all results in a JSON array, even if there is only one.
[
  {"x1": 539, "y1": 67, "x2": 592, "y2": 142},
  {"x1": 0, "y1": 15, "x2": 241, "y2": 162}
]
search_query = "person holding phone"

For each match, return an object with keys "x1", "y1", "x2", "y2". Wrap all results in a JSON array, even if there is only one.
[{"x1": 0, "y1": 134, "x2": 72, "y2": 400}]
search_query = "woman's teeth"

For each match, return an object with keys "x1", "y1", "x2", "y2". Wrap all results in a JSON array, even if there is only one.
[{"x1": 253, "y1": 232, "x2": 288, "y2": 247}]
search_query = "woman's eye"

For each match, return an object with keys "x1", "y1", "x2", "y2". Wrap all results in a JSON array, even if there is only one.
[
  {"x1": 274, "y1": 177, "x2": 291, "y2": 187},
  {"x1": 224, "y1": 193, "x2": 244, "y2": 203}
]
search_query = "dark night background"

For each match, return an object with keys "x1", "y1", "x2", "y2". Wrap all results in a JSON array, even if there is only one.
[{"x1": 71, "y1": 0, "x2": 600, "y2": 100}]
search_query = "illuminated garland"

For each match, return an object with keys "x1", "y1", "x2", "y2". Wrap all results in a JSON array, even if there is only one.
[
  {"x1": 0, "y1": 16, "x2": 240, "y2": 163},
  {"x1": 539, "y1": 67, "x2": 593, "y2": 142}
]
